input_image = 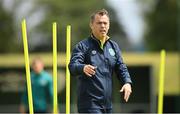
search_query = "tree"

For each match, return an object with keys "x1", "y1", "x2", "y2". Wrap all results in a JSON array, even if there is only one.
[
  {"x1": 144, "y1": 0, "x2": 178, "y2": 51},
  {"x1": 33, "y1": 0, "x2": 126, "y2": 52},
  {"x1": 0, "y1": 0, "x2": 127, "y2": 53},
  {"x1": 0, "y1": 1, "x2": 16, "y2": 53}
]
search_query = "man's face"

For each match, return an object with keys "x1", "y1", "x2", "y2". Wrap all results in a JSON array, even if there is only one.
[{"x1": 90, "y1": 14, "x2": 110, "y2": 40}]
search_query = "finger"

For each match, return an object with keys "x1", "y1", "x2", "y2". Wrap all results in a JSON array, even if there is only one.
[
  {"x1": 124, "y1": 90, "x2": 127, "y2": 101},
  {"x1": 126, "y1": 93, "x2": 130, "y2": 102},
  {"x1": 89, "y1": 65, "x2": 97, "y2": 70},
  {"x1": 83, "y1": 65, "x2": 89, "y2": 74},
  {"x1": 86, "y1": 66, "x2": 96, "y2": 75},
  {"x1": 88, "y1": 68, "x2": 96, "y2": 75},
  {"x1": 86, "y1": 66, "x2": 93, "y2": 71},
  {"x1": 120, "y1": 89, "x2": 123, "y2": 92},
  {"x1": 93, "y1": 66, "x2": 97, "y2": 69},
  {"x1": 120, "y1": 87, "x2": 124, "y2": 92},
  {"x1": 85, "y1": 71, "x2": 92, "y2": 77},
  {"x1": 124, "y1": 89, "x2": 129, "y2": 101},
  {"x1": 124, "y1": 91, "x2": 131, "y2": 102},
  {"x1": 84, "y1": 69, "x2": 92, "y2": 77},
  {"x1": 84, "y1": 65, "x2": 96, "y2": 77}
]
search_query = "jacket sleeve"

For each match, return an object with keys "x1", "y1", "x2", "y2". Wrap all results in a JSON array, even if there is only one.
[
  {"x1": 68, "y1": 42, "x2": 86, "y2": 76},
  {"x1": 114, "y1": 43, "x2": 132, "y2": 84},
  {"x1": 21, "y1": 84, "x2": 28, "y2": 107},
  {"x1": 47, "y1": 74, "x2": 53, "y2": 105}
]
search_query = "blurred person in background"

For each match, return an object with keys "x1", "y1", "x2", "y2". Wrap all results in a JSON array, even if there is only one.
[
  {"x1": 69, "y1": 9, "x2": 132, "y2": 113},
  {"x1": 19, "y1": 57, "x2": 53, "y2": 113}
]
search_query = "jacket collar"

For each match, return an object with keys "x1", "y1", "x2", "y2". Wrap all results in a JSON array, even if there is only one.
[
  {"x1": 90, "y1": 34, "x2": 110, "y2": 49},
  {"x1": 90, "y1": 34, "x2": 110, "y2": 41}
]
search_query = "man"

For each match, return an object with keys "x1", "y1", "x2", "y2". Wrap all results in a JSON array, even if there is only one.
[
  {"x1": 69, "y1": 9, "x2": 132, "y2": 113},
  {"x1": 20, "y1": 58, "x2": 53, "y2": 113}
]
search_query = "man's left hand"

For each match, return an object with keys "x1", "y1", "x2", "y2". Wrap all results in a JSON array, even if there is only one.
[{"x1": 120, "y1": 83, "x2": 132, "y2": 102}]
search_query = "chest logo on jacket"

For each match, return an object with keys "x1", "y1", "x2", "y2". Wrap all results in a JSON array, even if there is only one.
[
  {"x1": 109, "y1": 48, "x2": 115, "y2": 56},
  {"x1": 91, "y1": 50, "x2": 97, "y2": 55},
  {"x1": 40, "y1": 80, "x2": 47, "y2": 86}
]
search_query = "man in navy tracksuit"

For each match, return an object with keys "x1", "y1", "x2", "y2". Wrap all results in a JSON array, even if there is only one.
[{"x1": 69, "y1": 9, "x2": 132, "y2": 113}]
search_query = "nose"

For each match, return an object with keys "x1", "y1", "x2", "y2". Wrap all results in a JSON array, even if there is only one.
[
  {"x1": 101, "y1": 23, "x2": 105, "y2": 27},
  {"x1": 101, "y1": 23, "x2": 106, "y2": 28}
]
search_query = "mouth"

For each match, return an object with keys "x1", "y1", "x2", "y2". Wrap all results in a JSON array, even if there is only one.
[{"x1": 100, "y1": 30, "x2": 106, "y2": 34}]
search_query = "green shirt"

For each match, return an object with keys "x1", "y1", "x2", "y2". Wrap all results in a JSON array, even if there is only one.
[{"x1": 21, "y1": 70, "x2": 53, "y2": 111}]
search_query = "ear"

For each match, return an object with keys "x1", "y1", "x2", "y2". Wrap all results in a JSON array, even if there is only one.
[{"x1": 89, "y1": 22, "x2": 93, "y2": 29}]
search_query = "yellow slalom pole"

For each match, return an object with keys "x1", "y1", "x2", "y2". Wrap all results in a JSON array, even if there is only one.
[
  {"x1": 66, "y1": 25, "x2": 71, "y2": 114},
  {"x1": 158, "y1": 50, "x2": 166, "y2": 114},
  {"x1": 52, "y1": 22, "x2": 58, "y2": 114},
  {"x1": 21, "y1": 19, "x2": 34, "y2": 114}
]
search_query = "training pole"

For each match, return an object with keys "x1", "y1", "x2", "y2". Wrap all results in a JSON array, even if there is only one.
[
  {"x1": 158, "y1": 50, "x2": 166, "y2": 114},
  {"x1": 52, "y1": 22, "x2": 58, "y2": 113},
  {"x1": 21, "y1": 19, "x2": 34, "y2": 114},
  {"x1": 66, "y1": 25, "x2": 71, "y2": 114}
]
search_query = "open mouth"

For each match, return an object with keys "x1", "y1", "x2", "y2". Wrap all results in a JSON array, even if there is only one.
[{"x1": 100, "y1": 30, "x2": 106, "y2": 33}]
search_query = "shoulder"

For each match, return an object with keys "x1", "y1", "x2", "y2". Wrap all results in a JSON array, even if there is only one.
[
  {"x1": 77, "y1": 37, "x2": 91, "y2": 46},
  {"x1": 42, "y1": 71, "x2": 52, "y2": 81},
  {"x1": 109, "y1": 39, "x2": 120, "y2": 49},
  {"x1": 30, "y1": 71, "x2": 36, "y2": 79},
  {"x1": 31, "y1": 71, "x2": 35, "y2": 76},
  {"x1": 74, "y1": 37, "x2": 91, "y2": 51}
]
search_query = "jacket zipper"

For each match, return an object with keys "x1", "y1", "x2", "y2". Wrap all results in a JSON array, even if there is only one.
[{"x1": 103, "y1": 50, "x2": 108, "y2": 111}]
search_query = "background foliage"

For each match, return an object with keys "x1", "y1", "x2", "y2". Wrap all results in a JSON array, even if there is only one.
[{"x1": 0, "y1": 0, "x2": 178, "y2": 53}]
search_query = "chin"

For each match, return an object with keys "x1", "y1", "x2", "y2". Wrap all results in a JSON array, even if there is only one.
[{"x1": 101, "y1": 34, "x2": 107, "y2": 37}]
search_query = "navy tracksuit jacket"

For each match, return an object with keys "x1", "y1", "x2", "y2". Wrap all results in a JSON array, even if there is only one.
[{"x1": 68, "y1": 35, "x2": 132, "y2": 110}]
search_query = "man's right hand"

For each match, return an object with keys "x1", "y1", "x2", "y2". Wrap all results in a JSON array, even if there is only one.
[{"x1": 83, "y1": 65, "x2": 97, "y2": 77}]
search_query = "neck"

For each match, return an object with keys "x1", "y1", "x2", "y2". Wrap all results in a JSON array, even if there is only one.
[
  {"x1": 91, "y1": 34, "x2": 108, "y2": 49},
  {"x1": 92, "y1": 34, "x2": 106, "y2": 41},
  {"x1": 100, "y1": 36, "x2": 106, "y2": 44}
]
